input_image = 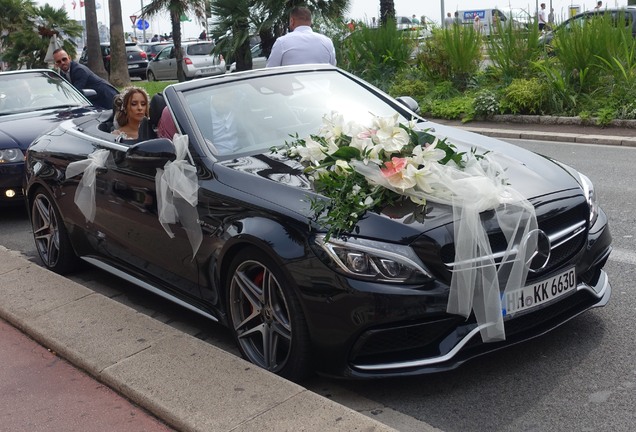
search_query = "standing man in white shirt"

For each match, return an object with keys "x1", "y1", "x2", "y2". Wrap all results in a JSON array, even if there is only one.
[{"x1": 266, "y1": 6, "x2": 336, "y2": 67}]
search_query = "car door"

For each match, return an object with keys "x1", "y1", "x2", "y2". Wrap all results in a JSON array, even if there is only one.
[
  {"x1": 92, "y1": 142, "x2": 201, "y2": 300},
  {"x1": 153, "y1": 46, "x2": 176, "y2": 80}
]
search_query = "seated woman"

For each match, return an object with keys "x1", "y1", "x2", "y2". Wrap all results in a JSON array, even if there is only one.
[{"x1": 112, "y1": 86, "x2": 149, "y2": 141}]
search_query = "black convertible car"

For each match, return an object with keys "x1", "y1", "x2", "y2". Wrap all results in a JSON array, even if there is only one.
[
  {"x1": 0, "y1": 69, "x2": 99, "y2": 205},
  {"x1": 24, "y1": 65, "x2": 612, "y2": 380}
]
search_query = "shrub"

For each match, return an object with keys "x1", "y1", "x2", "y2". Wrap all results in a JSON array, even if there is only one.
[
  {"x1": 427, "y1": 96, "x2": 473, "y2": 120},
  {"x1": 473, "y1": 90, "x2": 499, "y2": 118},
  {"x1": 500, "y1": 78, "x2": 545, "y2": 114}
]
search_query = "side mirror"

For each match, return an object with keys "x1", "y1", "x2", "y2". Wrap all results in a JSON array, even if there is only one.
[
  {"x1": 396, "y1": 96, "x2": 420, "y2": 114},
  {"x1": 82, "y1": 89, "x2": 98, "y2": 99},
  {"x1": 125, "y1": 138, "x2": 176, "y2": 169}
]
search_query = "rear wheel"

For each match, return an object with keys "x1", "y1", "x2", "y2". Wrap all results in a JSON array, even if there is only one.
[
  {"x1": 31, "y1": 189, "x2": 80, "y2": 274},
  {"x1": 227, "y1": 249, "x2": 311, "y2": 382},
  {"x1": 147, "y1": 70, "x2": 156, "y2": 82}
]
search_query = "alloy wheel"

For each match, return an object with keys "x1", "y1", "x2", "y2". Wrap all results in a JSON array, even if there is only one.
[
  {"x1": 32, "y1": 193, "x2": 61, "y2": 268},
  {"x1": 229, "y1": 259, "x2": 293, "y2": 373}
]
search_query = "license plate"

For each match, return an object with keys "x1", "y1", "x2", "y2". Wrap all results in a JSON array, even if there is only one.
[
  {"x1": 128, "y1": 64, "x2": 139, "y2": 69},
  {"x1": 200, "y1": 68, "x2": 213, "y2": 74},
  {"x1": 502, "y1": 268, "x2": 576, "y2": 316}
]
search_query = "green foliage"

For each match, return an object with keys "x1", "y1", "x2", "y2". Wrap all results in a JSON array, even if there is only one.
[
  {"x1": 417, "y1": 25, "x2": 482, "y2": 90},
  {"x1": 472, "y1": 90, "x2": 499, "y2": 118},
  {"x1": 132, "y1": 81, "x2": 173, "y2": 97},
  {"x1": 595, "y1": 107, "x2": 616, "y2": 126},
  {"x1": 429, "y1": 81, "x2": 461, "y2": 99},
  {"x1": 486, "y1": 17, "x2": 541, "y2": 83},
  {"x1": 388, "y1": 68, "x2": 431, "y2": 100},
  {"x1": 427, "y1": 96, "x2": 473, "y2": 120},
  {"x1": 337, "y1": 21, "x2": 415, "y2": 91},
  {"x1": 552, "y1": 11, "x2": 633, "y2": 92},
  {"x1": 500, "y1": 78, "x2": 545, "y2": 115},
  {"x1": 1, "y1": 2, "x2": 83, "y2": 69}
]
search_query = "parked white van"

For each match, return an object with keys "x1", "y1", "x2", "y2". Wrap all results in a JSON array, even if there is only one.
[{"x1": 457, "y1": 8, "x2": 521, "y2": 36}]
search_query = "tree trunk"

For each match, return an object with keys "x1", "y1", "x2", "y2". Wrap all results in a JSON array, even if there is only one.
[
  {"x1": 108, "y1": 0, "x2": 130, "y2": 87},
  {"x1": 235, "y1": 17, "x2": 252, "y2": 72},
  {"x1": 170, "y1": 9, "x2": 186, "y2": 82},
  {"x1": 83, "y1": 0, "x2": 109, "y2": 80},
  {"x1": 379, "y1": 0, "x2": 395, "y2": 26}
]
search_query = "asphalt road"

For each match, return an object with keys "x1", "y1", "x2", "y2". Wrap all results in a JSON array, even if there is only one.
[{"x1": 1, "y1": 138, "x2": 635, "y2": 432}]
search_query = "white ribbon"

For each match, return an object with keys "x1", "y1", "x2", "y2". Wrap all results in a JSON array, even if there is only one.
[
  {"x1": 155, "y1": 134, "x2": 202, "y2": 258},
  {"x1": 65, "y1": 149, "x2": 110, "y2": 222},
  {"x1": 353, "y1": 152, "x2": 537, "y2": 342}
]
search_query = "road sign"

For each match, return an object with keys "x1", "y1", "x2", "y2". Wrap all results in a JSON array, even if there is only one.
[
  {"x1": 136, "y1": 19, "x2": 149, "y2": 31},
  {"x1": 130, "y1": 15, "x2": 137, "y2": 25}
]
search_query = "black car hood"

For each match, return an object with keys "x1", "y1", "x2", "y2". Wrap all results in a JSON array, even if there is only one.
[
  {"x1": 215, "y1": 125, "x2": 583, "y2": 242},
  {"x1": 0, "y1": 106, "x2": 96, "y2": 151}
]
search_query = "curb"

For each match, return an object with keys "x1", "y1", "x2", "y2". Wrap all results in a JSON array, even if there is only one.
[
  {"x1": 0, "y1": 246, "x2": 397, "y2": 432},
  {"x1": 456, "y1": 126, "x2": 636, "y2": 147}
]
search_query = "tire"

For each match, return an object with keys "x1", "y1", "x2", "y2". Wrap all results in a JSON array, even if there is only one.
[
  {"x1": 227, "y1": 249, "x2": 311, "y2": 381},
  {"x1": 31, "y1": 188, "x2": 80, "y2": 275},
  {"x1": 147, "y1": 70, "x2": 156, "y2": 82}
]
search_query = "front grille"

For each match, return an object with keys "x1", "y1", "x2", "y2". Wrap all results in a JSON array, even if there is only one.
[{"x1": 438, "y1": 200, "x2": 589, "y2": 280}]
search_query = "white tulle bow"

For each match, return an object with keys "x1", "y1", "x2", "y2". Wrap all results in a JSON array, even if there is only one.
[
  {"x1": 353, "y1": 152, "x2": 537, "y2": 342},
  {"x1": 155, "y1": 134, "x2": 202, "y2": 258},
  {"x1": 65, "y1": 149, "x2": 110, "y2": 222}
]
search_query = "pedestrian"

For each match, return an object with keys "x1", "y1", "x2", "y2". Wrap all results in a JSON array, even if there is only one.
[
  {"x1": 548, "y1": 8, "x2": 555, "y2": 29},
  {"x1": 411, "y1": 14, "x2": 420, "y2": 25},
  {"x1": 444, "y1": 12, "x2": 454, "y2": 28},
  {"x1": 52, "y1": 48, "x2": 118, "y2": 110},
  {"x1": 266, "y1": 6, "x2": 336, "y2": 67},
  {"x1": 199, "y1": 30, "x2": 207, "y2": 40},
  {"x1": 594, "y1": 1, "x2": 602, "y2": 10},
  {"x1": 454, "y1": 11, "x2": 461, "y2": 26},
  {"x1": 151, "y1": 34, "x2": 160, "y2": 42},
  {"x1": 112, "y1": 86, "x2": 149, "y2": 141},
  {"x1": 538, "y1": 3, "x2": 547, "y2": 31},
  {"x1": 473, "y1": 15, "x2": 483, "y2": 33}
]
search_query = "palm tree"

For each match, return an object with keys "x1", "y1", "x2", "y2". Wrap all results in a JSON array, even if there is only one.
[
  {"x1": 83, "y1": 0, "x2": 109, "y2": 80},
  {"x1": 208, "y1": 0, "x2": 251, "y2": 72},
  {"x1": 0, "y1": 1, "x2": 82, "y2": 69},
  {"x1": 379, "y1": 0, "x2": 395, "y2": 26},
  {"x1": 143, "y1": 0, "x2": 207, "y2": 82},
  {"x1": 108, "y1": 0, "x2": 130, "y2": 87}
]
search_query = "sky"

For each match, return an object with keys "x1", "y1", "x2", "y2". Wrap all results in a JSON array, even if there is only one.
[{"x1": 37, "y1": 0, "x2": 629, "y2": 40}]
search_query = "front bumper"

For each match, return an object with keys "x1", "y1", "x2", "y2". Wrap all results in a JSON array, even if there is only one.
[{"x1": 0, "y1": 162, "x2": 25, "y2": 204}]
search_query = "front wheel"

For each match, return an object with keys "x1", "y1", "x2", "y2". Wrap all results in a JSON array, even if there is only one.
[
  {"x1": 31, "y1": 189, "x2": 80, "y2": 274},
  {"x1": 146, "y1": 70, "x2": 156, "y2": 82},
  {"x1": 227, "y1": 249, "x2": 311, "y2": 381}
]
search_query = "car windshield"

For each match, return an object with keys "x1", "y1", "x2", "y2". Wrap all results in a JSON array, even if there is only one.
[
  {"x1": 186, "y1": 43, "x2": 214, "y2": 56},
  {"x1": 182, "y1": 70, "x2": 409, "y2": 156},
  {"x1": 0, "y1": 71, "x2": 89, "y2": 115}
]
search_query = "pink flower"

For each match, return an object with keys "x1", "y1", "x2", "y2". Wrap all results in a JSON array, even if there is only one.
[{"x1": 381, "y1": 157, "x2": 408, "y2": 177}]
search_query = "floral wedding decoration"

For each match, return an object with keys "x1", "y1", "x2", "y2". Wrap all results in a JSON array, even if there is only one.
[{"x1": 277, "y1": 111, "x2": 539, "y2": 343}]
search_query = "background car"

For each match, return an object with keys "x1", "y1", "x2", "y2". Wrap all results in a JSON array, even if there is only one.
[
  {"x1": 79, "y1": 42, "x2": 149, "y2": 79},
  {"x1": 0, "y1": 69, "x2": 99, "y2": 205},
  {"x1": 138, "y1": 41, "x2": 173, "y2": 61},
  {"x1": 24, "y1": 65, "x2": 612, "y2": 381},
  {"x1": 229, "y1": 44, "x2": 267, "y2": 72},
  {"x1": 146, "y1": 41, "x2": 225, "y2": 81}
]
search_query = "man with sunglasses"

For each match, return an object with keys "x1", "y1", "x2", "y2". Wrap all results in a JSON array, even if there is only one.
[{"x1": 52, "y1": 48, "x2": 118, "y2": 110}]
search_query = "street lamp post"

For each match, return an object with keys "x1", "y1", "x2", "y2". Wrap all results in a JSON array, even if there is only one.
[{"x1": 441, "y1": 0, "x2": 445, "y2": 26}]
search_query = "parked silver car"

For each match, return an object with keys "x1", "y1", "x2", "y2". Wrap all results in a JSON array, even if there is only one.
[{"x1": 146, "y1": 41, "x2": 225, "y2": 81}]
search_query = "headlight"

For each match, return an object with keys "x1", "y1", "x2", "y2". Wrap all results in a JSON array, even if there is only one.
[
  {"x1": 0, "y1": 148, "x2": 25, "y2": 163},
  {"x1": 578, "y1": 172, "x2": 599, "y2": 226},
  {"x1": 554, "y1": 160, "x2": 599, "y2": 227},
  {"x1": 314, "y1": 234, "x2": 433, "y2": 284}
]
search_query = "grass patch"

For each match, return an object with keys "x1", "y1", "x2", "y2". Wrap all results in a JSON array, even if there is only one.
[{"x1": 119, "y1": 81, "x2": 175, "y2": 97}]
